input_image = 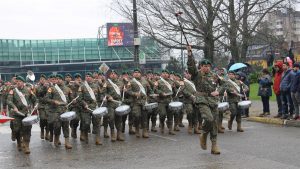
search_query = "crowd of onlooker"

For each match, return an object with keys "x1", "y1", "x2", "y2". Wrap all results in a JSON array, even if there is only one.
[{"x1": 258, "y1": 57, "x2": 300, "y2": 120}]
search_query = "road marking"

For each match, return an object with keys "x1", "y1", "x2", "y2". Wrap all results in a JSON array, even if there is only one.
[{"x1": 149, "y1": 133, "x2": 177, "y2": 142}]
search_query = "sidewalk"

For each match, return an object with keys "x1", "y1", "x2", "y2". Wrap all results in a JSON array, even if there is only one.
[{"x1": 247, "y1": 100, "x2": 300, "y2": 127}]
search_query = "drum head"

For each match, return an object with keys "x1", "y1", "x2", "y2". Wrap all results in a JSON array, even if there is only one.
[
  {"x1": 93, "y1": 107, "x2": 108, "y2": 115},
  {"x1": 238, "y1": 100, "x2": 251, "y2": 106},
  {"x1": 23, "y1": 115, "x2": 38, "y2": 122},
  {"x1": 169, "y1": 101, "x2": 183, "y2": 107},
  {"x1": 218, "y1": 102, "x2": 229, "y2": 108},
  {"x1": 146, "y1": 103, "x2": 157, "y2": 106},
  {"x1": 60, "y1": 111, "x2": 76, "y2": 119},
  {"x1": 116, "y1": 105, "x2": 130, "y2": 112}
]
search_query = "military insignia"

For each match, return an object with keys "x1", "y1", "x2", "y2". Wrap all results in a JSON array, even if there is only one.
[
  {"x1": 9, "y1": 90, "x2": 14, "y2": 95},
  {"x1": 47, "y1": 88, "x2": 52, "y2": 93}
]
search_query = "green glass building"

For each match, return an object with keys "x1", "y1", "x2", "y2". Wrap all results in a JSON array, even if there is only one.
[{"x1": 0, "y1": 37, "x2": 162, "y2": 80}]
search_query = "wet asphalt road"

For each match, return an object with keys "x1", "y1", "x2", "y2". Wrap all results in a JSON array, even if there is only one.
[{"x1": 1, "y1": 120, "x2": 300, "y2": 169}]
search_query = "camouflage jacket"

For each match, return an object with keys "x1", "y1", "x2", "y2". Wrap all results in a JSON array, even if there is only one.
[{"x1": 45, "y1": 84, "x2": 73, "y2": 113}]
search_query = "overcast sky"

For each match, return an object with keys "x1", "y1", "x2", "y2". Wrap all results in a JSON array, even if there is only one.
[
  {"x1": 0, "y1": 0, "x2": 126, "y2": 39},
  {"x1": 0, "y1": 0, "x2": 299, "y2": 40}
]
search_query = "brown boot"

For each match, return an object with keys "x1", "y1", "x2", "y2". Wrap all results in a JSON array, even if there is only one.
[
  {"x1": 40, "y1": 129, "x2": 45, "y2": 139},
  {"x1": 211, "y1": 141, "x2": 221, "y2": 155},
  {"x1": 24, "y1": 142, "x2": 30, "y2": 154},
  {"x1": 237, "y1": 122, "x2": 244, "y2": 132},
  {"x1": 71, "y1": 128, "x2": 77, "y2": 139},
  {"x1": 198, "y1": 122, "x2": 202, "y2": 130},
  {"x1": 117, "y1": 131, "x2": 125, "y2": 141},
  {"x1": 228, "y1": 120, "x2": 233, "y2": 130},
  {"x1": 151, "y1": 125, "x2": 157, "y2": 132},
  {"x1": 188, "y1": 124, "x2": 193, "y2": 134},
  {"x1": 160, "y1": 123, "x2": 165, "y2": 134},
  {"x1": 136, "y1": 128, "x2": 140, "y2": 138},
  {"x1": 221, "y1": 126, "x2": 225, "y2": 130},
  {"x1": 194, "y1": 124, "x2": 201, "y2": 134},
  {"x1": 45, "y1": 130, "x2": 49, "y2": 141},
  {"x1": 54, "y1": 135, "x2": 60, "y2": 146},
  {"x1": 49, "y1": 133, "x2": 53, "y2": 142},
  {"x1": 168, "y1": 125, "x2": 175, "y2": 135},
  {"x1": 129, "y1": 125, "x2": 136, "y2": 135},
  {"x1": 95, "y1": 134, "x2": 102, "y2": 145},
  {"x1": 218, "y1": 126, "x2": 225, "y2": 133},
  {"x1": 80, "y1": 131, "x2": 86, "y2": 141},
  {"x1": 142, "y1": 129, "x2": 149, "y2": 138},
  {"x1": 111, "y1": 130, "x2": 116, "y2": 142},
  {"x1": 174, "y1": 123, "x2": 180, "y2": 131},
  {"x1": 104, "y1": 127, "x2": 109, "y2": 138},
  {"x1": 17, "y1": 138, "x2": 22, "y2": 151},
  {"x1": 199, "y1": 132, "x2": 208, "y2": 150},
  {"x1": 65, "y1": 138, "x2": 72, "y2": 149}
]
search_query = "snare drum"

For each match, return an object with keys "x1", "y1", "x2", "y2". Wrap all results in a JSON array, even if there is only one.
[
  {"x1": 218, "y1": 102, "x2": 229, "y2": 111},
  {"x1": 115, "y1": 105, "x2": 131, "y2": 116},
  {"x1": 238, "y1": 100, "x2": 252, "y2": 109},
  {"x1": 60, "y1": 111, "x2": 76, "y2": 121},
  {"x1": 22, "y1": 115, "x2": 39, "y2": 126},
  {"x1": 169, "y1": 101, "x2": 183, "y2": 111},
  {"x1": 92, "y1": 107, "x2": 108, "y2": 118},
  {"x1": 144, "y1": 102, "x2": 158, "y2": 111}
]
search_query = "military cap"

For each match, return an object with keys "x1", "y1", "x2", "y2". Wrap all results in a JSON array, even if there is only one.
[
  {"x1": 16, "y1": 76, "x2": 26, "y2": 82},
  {"x1": 161, "y1": 69, "x2": 169, "y2": 74},
  {"x1": 74, "y1": 73, "x2": 82, "y2": 78},
  {"x1": 56, "y1": 74, "x2": 64, "y2": 80},
  {"x1": 98, "y1": 71, "x2": 104, "y2": 75},
  {"x1": 133, "y1": 68, "x2": 141, "y2": 73},
  {"x1": 85, "y1": 72, "x2": 93, "y2": 77},
  {"x1": 154, "y1": 72, "x2": 160, "y2": 75},
  {"x1": 108, "y1": 69, "x2": 118, "y2": 75},
  {"x1": 122, "y1": 71, "x2": 129, "y2": 75},
  {"x1": 65, "y1": 73, "x2": 72, "y2": 78},
  {"x1": 199, "y1": 59, "x2": 211, "y2": 65},
  {"x1": 48, "y1": 74, "x2": 54, "y2": 79},
  {"x1": 170, "y1": 71, "x2": 175, "y2": 75},
  {"x1": 147, "y1": 70, "x2": 153, "y2": 74},
  {"x1": 40, "y1": 74, "x2": 47, "y2": 79}
]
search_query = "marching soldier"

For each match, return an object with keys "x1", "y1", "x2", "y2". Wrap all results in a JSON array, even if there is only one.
[
  {"x1": 70, "y1": 73, "x2": 82, "y2": 139},
  {"x1": 45, "y1": 74, "x2": 73, "y2": 149},
  {"x1": 35, "y1": 74, "x2": 49, "y2": 140},
  {"x1": 146, "y1": 71, "x2": 158, "y2": 132},
  {"x1": 225, "y1": 71, "x2": 249, "y2": 132},
  {"x1": 172, "y1": 73, "x2": 185, "y2": 132},
  {"x1": 7, "y1": 76, "x2": 36, "y2": 154},
  {"x1": 187, "y1": 46, "x2": 221, "y2": 155},
  {"x1": 127, "y1": 68, "x2": 149, "y2": 138}
]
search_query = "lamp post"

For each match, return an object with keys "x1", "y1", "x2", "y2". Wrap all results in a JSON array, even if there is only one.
[{"x1": 133, "y1": 0, "x2": 139, "y2": 68}]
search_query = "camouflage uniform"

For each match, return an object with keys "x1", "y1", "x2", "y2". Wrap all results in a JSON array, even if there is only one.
[
  {"x1": 7, "y1": 85, "x2": 36, "y2": 153},
  {"x1": 146, "y1": 77, "x2": 158, "y2": 132},
  {"x1": 35, "y1": 83, "x2": 49, "y2": 139},
  {"x1": 68, "y1": 81, "x2": 82, "y2": 138},
  {"x1": 120, "y1": 77, "x2": 134, "y2": 134}
]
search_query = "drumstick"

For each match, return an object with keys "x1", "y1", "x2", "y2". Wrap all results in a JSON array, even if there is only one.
[
  {"x1": 100, "y1": 96, "x2": 107, "y2": 107},
  {"x1": 122, "y1": 86, "x2": 125, "y2": 102},
  {"x1": 66, "y1": 96, "x2": 79, "y2": 107},
  {"x1": 241, "y1": 85, "x2": 248, "y2": 100},
  {"x1": 175, "y1": 86, "x2": 181, "y2": 97},
  {"x1": 30, "y1": 103, "x2": 39, "y2": 116}
]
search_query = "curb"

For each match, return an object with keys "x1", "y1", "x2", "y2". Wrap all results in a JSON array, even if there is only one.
[{"x1": 247, "y1": 116, "x2": 300, "y2": 127}]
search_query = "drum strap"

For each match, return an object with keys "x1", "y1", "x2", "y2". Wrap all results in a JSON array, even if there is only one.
[
  {"x1": 228, "y1": 79, "x2": 240, "y2": 93},
  {"x1": 160, "y1": 77, "x2": 172, "y2": 92},
  {"x1": 108, "y1": 79, "x2": 121, "y2": 96},
  {"x1": 15, "y1": 88, "x2": 28, "y2": 107},
  {"x1": 84, "y1": 81, "x2": 96, "y2": 101},
  {"x1": 184, "y1": 78, "x2": 196, "y2": 92},
  {"x1": 54, "y1": 84, "x2": 67, "y2": 103},
  {"x1": 133, "y1": 78, "x2": 146, "y2": 95}
]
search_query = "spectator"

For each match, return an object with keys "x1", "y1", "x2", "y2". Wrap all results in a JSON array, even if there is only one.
[
  {"x1": 273, "y1": 61, "x2": 284, "y2": 118},
  {"x1": 290, "y1": 63, "x2": 300, "y2": 120},
  {"x1": 258, "y1": 69, "x2": 273, "y2": 117},
  {"x1": 279, "y1": 62, "x2": 294, "y2": 119}
]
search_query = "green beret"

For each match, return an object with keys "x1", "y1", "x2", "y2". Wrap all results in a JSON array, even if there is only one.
[
  {"x1": 40, "y1": 74, "x2": 47, "y2": 79},
  {"x1": 200, "y1": 59, "x2": 211, "y2": 65},
  {"x1": 161, "y1": 69, "x2": 169, "y2": 74},
  {"x1": 228, "y1": 70, "x2": 236, "y2": 74},
  {"x1": 133, "y1": 68, "x2": 141, "y2": 73},
  {"x1": 170, "y1": 71, "x2": 175, "y2": 75},
  {"x1": 147, "y1": 70, "x2": 153, "y2": 74},
  {"x1": 56, "y1": 74, "x2": 64, "y2": 80},
  {"x1": 65, "y1": 73, "x2": 72, "y2": 78},
  {"x1": 16, "y1": 76, "x2": 26, "y2": 82},
  {"x1": 74, "y1": 73, "x2": 82, "y2": 78},
  {"x1": 48, "y1": 74, "x2": 54, "y2": 79},
  {"x1": 108, "y1": 70, "x2": 118, "y2": 75},
  {"x1": 175, "y1": 73, "x2": 182, "y2": 78},
  {"x1": 98, "y1": 71, "x2": 104, "y2": 75},
  {"x1": 85, "y1": 72, "x2": 93, "y2": 77},
  {"x1": 122, "y1": 71, "x2": 129, "y2": 75},
  {"x1": 154, "y1": 72, "x2": 160, "y2": 75}
]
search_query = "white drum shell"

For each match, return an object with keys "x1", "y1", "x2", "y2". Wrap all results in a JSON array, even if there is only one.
[
  {"x1": 22, "y1": 115, "x2": 39, "y2": 126},
  {"x1": 169, "y1": 101, "x2": 183, "y2": 111},
  {"x1": 218, "y1": 102, "x2": 229, "y2": 111},
  {"x1": 92, "y1": 107, "x2": 108, "y2": 118},
  {"x1": 238, "y1": 101, "x2": 252, "y2": 109},
  {"x1": 115, "y1": 105, "x2": 131, "y2": 116},
  {"x1": 144, "y1": 102, "x2": 158, "y2": 110},
  {"x1": 60, "y1": 111, "x2": 76, "y2": 121}
]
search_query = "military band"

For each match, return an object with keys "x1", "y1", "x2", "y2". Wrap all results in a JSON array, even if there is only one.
[{"x1": 2, "y1": 52, "x2": 250, "y2": 155}]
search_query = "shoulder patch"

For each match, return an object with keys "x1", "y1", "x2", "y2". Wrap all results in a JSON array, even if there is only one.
[
  {"x1": 9, "y1": 90, "x2": 14, "y2": 95},
  {"x1": 47, "y1": 88, "x2": 52, "y2": 93}
]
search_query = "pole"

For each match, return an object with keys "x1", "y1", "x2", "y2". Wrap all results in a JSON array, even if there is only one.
[
  {"x1": 133, "y1": 0, "x2": 139, "y2": 68},
  {"x1": 181, "y1": 31, "x2": 184, "y2": 72}
]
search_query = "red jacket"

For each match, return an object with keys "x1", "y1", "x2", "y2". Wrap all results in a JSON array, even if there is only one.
[{"x1": 273, "y1": 61, "x2": 283, "y2": 95}]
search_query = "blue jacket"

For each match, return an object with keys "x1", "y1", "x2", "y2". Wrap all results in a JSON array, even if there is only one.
[
  {"x1": 258, "y1": 74, "x2": 272, "y2": 97},
  {"x1": 280, "y1": 69, "x2": 292, "y2": 92},
  {"x1": 290, "y1": 70, "x2": 300, "y2": 93},
  {"x1": 293, "y1": 71, "x2": 300, "y2": 93}
]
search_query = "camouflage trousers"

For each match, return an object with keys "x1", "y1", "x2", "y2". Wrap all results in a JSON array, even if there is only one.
[
  {"x1": 196, "y1": 103, "x2": 218, "y2": 142},
  {"x1": 81, "y1": 110, "x2": 100, "y2": 135},
  {"x1": 48, "y1": 113, "x2": 70, "y2": 138},
  {"x1": 103, "y1": 106, "x2": 122, "y2": 131},
  {"x1": 158, "y1": 103, "x2": 178, "y2": 129},
  {"x1": 121, "y1": 111, "x2": 134, "y2": 132},
  {"x1": 131, "y1": 104, "x2": 148, "y2": 129},
  {"x1": 147, "y1": 107, "x2": 158, "y2": 129},
  {"x1": 184, "y1": 103, "x2": 196, "y2": 126},
  {"x1": 12, "y1": 116, "x2": 32, "y2": 142},
  {"x1": 229, "y1": 102, "x2": 242, "y2": 123},
  {"x1": 70, "y1": 107, "x2": 81, "y2": 131},
  {"x1": 38, "y1": 107, "x2": 48, "y2": 132}
]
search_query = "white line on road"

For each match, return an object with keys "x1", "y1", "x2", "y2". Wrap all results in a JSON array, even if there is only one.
[{"x1": 149, "y1": 133, "x2": 177, "y2": 142}]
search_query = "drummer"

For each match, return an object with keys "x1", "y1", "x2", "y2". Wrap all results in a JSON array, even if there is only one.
[
  {"x1": 156, "y1": 69, "x2": 176, "y2": 135},
  {"x1": 127, "y1": 68, "x2": 149, "y2": 138},
  {"x1": 7, "y1": 75, "x2": 36, "y2": 154},
  {"x1": 45, "y1": 74, "x2": 73, "y2": 149},
  {"x1": 78, "y1": 72, "x2": 103, "y2": 145},
  {"x1": 105, "y1": 70, "x2": 125, "y2": 142},
  {"x1": 172, "y1": 73, "x2": 185, "y2": 132},
  {"x1": 224, "y1": 70, "x2": 249, "y2": 132},
  {"x1": 146, "y1": 70, "x2": 159, "y2": 132}
]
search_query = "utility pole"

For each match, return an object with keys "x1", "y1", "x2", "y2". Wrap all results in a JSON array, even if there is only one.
[{"x1": 133, "y1": 0, "x2": 139, "y2": 68}]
